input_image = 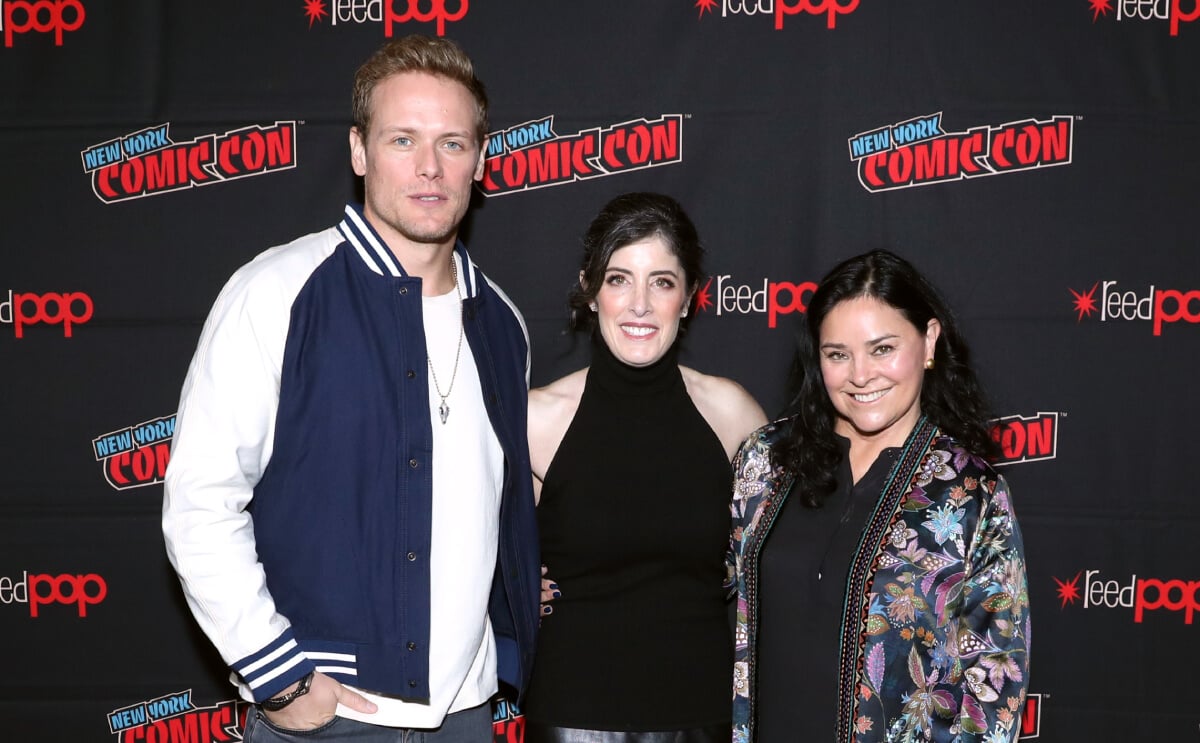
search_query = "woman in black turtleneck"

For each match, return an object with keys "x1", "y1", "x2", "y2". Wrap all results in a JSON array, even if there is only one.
[{"x1": 522, "y1": 193, "x2": 767, "y2": 742}]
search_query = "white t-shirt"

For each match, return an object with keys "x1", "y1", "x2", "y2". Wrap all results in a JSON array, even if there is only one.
[{"x1": 338, "y1": 255, "x2": 504, "y2": 727}]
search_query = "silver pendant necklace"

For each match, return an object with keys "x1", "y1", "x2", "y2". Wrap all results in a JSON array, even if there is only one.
[{"x1": 427, "y1": 255, "x2": 464, "y2": 425}]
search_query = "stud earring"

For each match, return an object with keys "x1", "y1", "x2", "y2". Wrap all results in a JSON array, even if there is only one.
[
  {"x1": 924, "y1": 358, "x2": 935, "y2": 370},
  {"x1": 589, "y1": 302, "x2": 597, "y2": 312}
]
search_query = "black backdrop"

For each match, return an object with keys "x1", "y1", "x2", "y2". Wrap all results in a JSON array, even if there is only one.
[{"x1": 2, "y1": 1, "x2": 1198, "y2": 740}]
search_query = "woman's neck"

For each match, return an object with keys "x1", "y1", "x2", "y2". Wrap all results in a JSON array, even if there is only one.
[{"x1": 837, "y1": 414, "x2": 919, "y2": 484}]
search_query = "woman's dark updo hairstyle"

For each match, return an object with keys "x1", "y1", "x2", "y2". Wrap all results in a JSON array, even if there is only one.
[
  {"x1": 568, "y1": 192, "x2": 704, "y2": 333},
  {"x1": 778, "y1": 249, "x2": 998, "y2": 508}
]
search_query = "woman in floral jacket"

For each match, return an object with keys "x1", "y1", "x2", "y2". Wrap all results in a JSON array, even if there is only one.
[{"x1": 728, "y1": 250, "x2": 1029, "y2": 743}]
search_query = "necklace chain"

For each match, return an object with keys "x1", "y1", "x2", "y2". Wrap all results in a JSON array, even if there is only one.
[{"x1": 427, "y1": 255, "x2": 464, "y2": 425}]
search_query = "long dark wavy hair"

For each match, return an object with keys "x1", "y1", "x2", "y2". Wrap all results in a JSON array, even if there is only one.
[{"x1": 776, "y1": 249, "x2": 998, "y2": 508}]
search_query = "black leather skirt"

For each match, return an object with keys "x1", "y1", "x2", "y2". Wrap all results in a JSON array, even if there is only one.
[{"x1": 525, "y1": 723, "x2": 729, "y2": 743}]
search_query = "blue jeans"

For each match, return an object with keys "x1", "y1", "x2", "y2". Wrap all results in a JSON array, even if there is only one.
[{"x1": 243, "y1": 702, "x2": 494, "y2": 743}]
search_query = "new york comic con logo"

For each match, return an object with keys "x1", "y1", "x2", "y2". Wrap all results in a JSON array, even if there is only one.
[
  {"x1": 1070, "y1": 280, "x2": 1199, "y2": 336},
  {"x1": 693, "y1": 0, "x2": 859, "y2": 30},
  {"x1": 1088, "y1": 0, "x2": 1200, "y2": 36},
  {"x1": 1017, "y1": 693, "x2": 1043, "y2": 739},
  {"x1": 478, "y1": 115, "x2": 682, "y2": 197},
  {"x1": 989, "y1": 412, "x2": 1059, "y2": 467},
  {"x1": 492, "y1": 697, "x2": 524, "y2": 743},
  {"x1": 81, "y1": 122, "x2": 297, "y2": 204},
  {"x1": 106, "y1": 691, "x2": 520, "y2": 743},
  {"x1": 301, "y1": 0, "x2": 467, "y2": 36},
  {"x1": 92, "y1": 414, "x2": 175, "y2": 490},
  {"x1": 1, "y1": 0, "x2": 85, "y2": 47},
  {"x1": 108, "y1": 691, "x2": 248, "y2": 743},
  {"x1": 848, "y1": 112, "x2": 1074, "y2": 192}
]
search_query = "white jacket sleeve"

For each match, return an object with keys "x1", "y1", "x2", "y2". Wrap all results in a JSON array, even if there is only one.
[{"x1": 162, "y1": 240, "x2": 320, "y2": 700}]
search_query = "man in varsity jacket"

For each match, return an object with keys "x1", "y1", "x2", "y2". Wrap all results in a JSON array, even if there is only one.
[{"x1": 162, "y1": 35, "x2": 540, "y2": 742}]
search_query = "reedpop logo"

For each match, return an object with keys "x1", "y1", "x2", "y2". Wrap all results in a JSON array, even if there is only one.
[
  {"x1": 1070, "y1": 280, "x2": 1200, "y2": 336},
  {"x1": 1055, "y1": 569, "x2": 1200, "y2": 624},
  {"x1": 694, "y1": 0, "x2": 860, "y2": 30},
  {"x1": 0, "y1": 570, "x2": 107, "y2": 617},
  {"x1": 2, "y1": 0, "x2": 85, "y2": 47},
  {"x1": 0, "y1": 289, "x2": 93, "y2": 338},
  {"x1": 695, "y1": 273, "x2": 817, "y2": 328},
  {"x1": 1088, "y1": 0, "x2": 1200, "y2": 36},
  {"x1": 302, "y1": 0, "x2": 467, "y2": 36}
]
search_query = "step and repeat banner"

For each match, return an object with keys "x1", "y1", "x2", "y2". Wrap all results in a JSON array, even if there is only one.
[{"x1": 2, "y1": 1, "x2": 1198, "y2": 740}]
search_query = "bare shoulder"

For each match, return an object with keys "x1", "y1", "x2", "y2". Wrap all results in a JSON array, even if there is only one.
[
  {"x1": 679, "y1": 366, "x2": 762, "y2": 414},
  {"x1": 528, "y1": 368, "x2": 588, "y2": 481},
  {"x1": 529, "y1": 368, "x2": 587, "y2": 417},
  {"x1": 680, "y1": 366, "x2": 768, "y2": 461}
]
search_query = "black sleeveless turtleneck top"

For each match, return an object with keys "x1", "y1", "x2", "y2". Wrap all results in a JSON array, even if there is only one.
[{"x1": 523, "y1": 334, "x2": 734, "y2": 731}]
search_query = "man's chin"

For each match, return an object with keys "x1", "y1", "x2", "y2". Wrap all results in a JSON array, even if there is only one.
[{"x1": 392, "y1": 220, "x2": 457, "y2": 247}]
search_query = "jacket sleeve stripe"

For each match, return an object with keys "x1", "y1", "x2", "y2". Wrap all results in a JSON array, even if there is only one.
[{"x1": 233, "y1": 630, "x2": 315, "y2": 699}]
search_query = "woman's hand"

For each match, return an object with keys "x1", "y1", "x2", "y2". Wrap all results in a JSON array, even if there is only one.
[{"x1": 540, "y1": 564, "x2": 561, "y2": 618}]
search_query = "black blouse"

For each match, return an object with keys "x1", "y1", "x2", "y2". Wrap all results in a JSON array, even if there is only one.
[
  {"x1": 755, "y1": 439, "x2": 900, "y2": 741},
  {"x1": 522, "y1": 335, "x2": 735, "y2": 731}
]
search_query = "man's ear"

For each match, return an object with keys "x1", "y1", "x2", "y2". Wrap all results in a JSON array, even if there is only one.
[
  {"x1": 349, "y1": 127, "x2": 367, "y2": 177},
  {"x1": 473, "y1": 136, "x2": 489, "y2": 181}
]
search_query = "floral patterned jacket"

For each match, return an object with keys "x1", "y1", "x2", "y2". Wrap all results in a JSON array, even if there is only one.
[{"x1": 727, "y1": 416, "x2": 1030, "y2": 743}]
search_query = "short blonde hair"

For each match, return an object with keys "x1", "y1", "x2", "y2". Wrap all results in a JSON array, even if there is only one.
[{"x1": 351, "y1": 34, "x2": 488, "y2": 143}]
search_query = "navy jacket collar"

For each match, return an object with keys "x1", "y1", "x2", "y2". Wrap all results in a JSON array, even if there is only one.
[{"x1": 336, "y1": 202, "x2": 477, "y2": 298}]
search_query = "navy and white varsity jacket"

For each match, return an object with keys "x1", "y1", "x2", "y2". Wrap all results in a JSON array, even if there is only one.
[{"x1": 163, "y1": 203, "x2": 540, "y2": 704}]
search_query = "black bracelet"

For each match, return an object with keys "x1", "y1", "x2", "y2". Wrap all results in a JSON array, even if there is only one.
[{"x1": 260, "y1": 671, "x2": 314, "y2": 711}]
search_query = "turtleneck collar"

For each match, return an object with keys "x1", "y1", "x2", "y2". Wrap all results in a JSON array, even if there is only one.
[{"x1": 587, "y1": 330, "x2": 683, "y2": 397}]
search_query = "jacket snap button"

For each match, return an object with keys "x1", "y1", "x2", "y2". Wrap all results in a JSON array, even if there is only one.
[
  {"x1": 407, "y1": 642, "x2": 417, "y2": 651},
  {"x1": 409, "y1": 458, "x2": 418, "y2": 468},
  {"x1": 399, "y1": 287, "x2": 408, "y2": 295},
  {"x1": 407, "y1": 552, "x2": 417, "y2": 561}
]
